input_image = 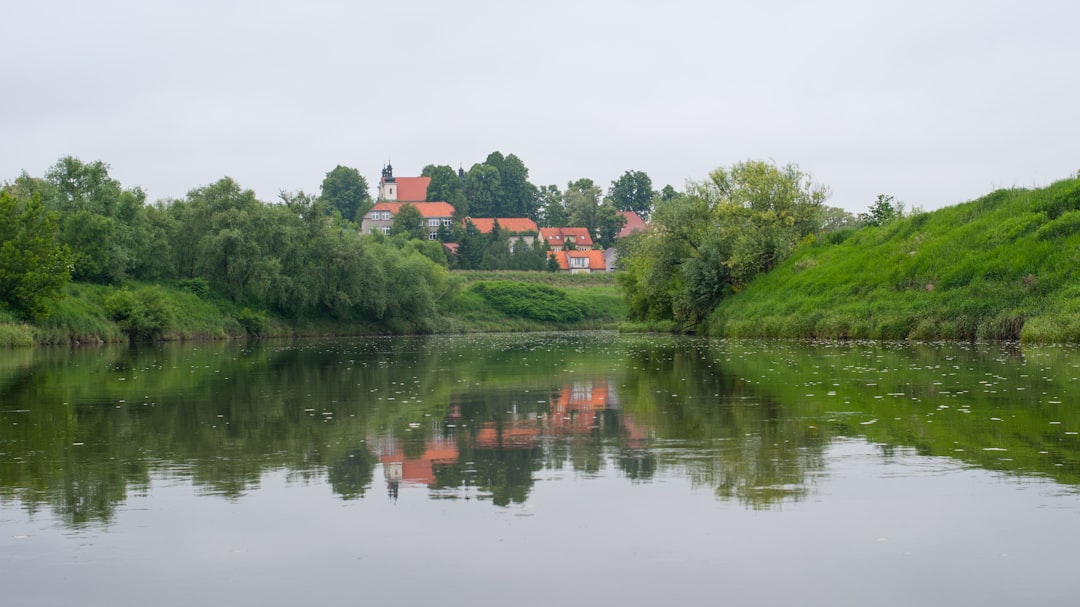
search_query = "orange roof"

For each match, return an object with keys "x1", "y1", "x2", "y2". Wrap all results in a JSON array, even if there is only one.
[
  {"x1": 392, "y1": 176, "x2": 431, "y2": 202},
  {"x1": 370, "y1": 201, "x2": 455, "y2": 218},
  {"x1": 551, "y1": 249, "x2": 606, "y2": 271},
  {"x1": 468, "y1": 217, "x2": 539, "y2": 234},
  {"x1": 539, "y1": 227, "x2": 594, "y2": 247},
  {"x1": 617, "y1": 211, "x2": 646, "y2": 238}
]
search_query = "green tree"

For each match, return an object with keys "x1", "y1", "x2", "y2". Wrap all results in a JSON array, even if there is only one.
[
  {"x1": 594, "y1": 203, "x2": 627, "y2": 249},
  {"x1": 455, "y1": 219, "x2": 486, "y2": 269},
  {"x1": 618, "y1": 160, "x2": 828, "y2": 329},
  {"x1": 538, "y1": 184, "x2": 566, "y2": 227},
  {"x1": 422, "y1": 164, "x2": 467, "y2": 212},
  {"x1": 319, "y1": 165, "x2": 371, "y2": 223},
  {"x1": 565, "y1": 178, "x2": 602, "y2": 232},
  {"x1": 864, "y1": 194, "x2": 901, "y2": 227},
  {"x1": 484, "y1": 152, "x2": 539, "y2": 218},
  {"x1": 465, "y1": 163, "x2": 502, "y2": 218},
  {"x1": 43, "y1": 157, "x2": 148, "y2": 284},
  {"x1": 183, "y1": 177, "x2": 281, "y2": 304},
  {"x1": 821, "y1": 205, "x2": 857, "y2": 232},
  {"x1": 390, "y1": 203, "x2": 427, "y2": 241},
  {"x1": 0, "y1": 192, "x2": 72, "y2": 319},
  {"x1": 609, "y1": 170, "x2": 655, "y2": 219}
]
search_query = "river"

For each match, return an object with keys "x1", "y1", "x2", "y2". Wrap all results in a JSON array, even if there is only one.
[{"x1": 2, "y1": 333, "x2": 1078, "y2": 605}]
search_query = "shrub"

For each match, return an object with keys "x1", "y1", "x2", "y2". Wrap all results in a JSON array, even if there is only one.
[
  {"x1": 104, "y1": 286, "x2": 175, "y2": 340},
  {"x1": 237, "y1": 307, "x2": 267, "y2": 336},
  {"x1": 472, "y1": 281, "x2": 584, "y2": 322}
]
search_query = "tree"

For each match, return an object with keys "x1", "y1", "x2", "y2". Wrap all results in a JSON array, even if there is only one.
[
  {"x1": 389, "y1": 203, "x2": 427, "y2": 241},
  {"x1": 609, "y1": 170, "x2": 655, "y2": 219},
  {"x1": 821, "y1": 206, "x2": 857, "y2": 232},
  {"x1": 594, "y1": 203, "x2": 627, "y2": 249},
  {"x1": 319, "y1": 165, "x2": 371, "y2": 223},
  {"x1": 464, "y1": 163, "x2": 502, "y2": 218},
  {"x1": 483, "y1": 152, "x2": 539, "y2": 218},
  {"x1": 454, "y1": 219, "x2": 486, "y2": 269},
  {"x1": 618, "y1": 160, "x2": 828, "y2": 329},
  {"x1": 183, "y1": 177, "x2": 281, "y2": 304},
  {"x1": 422, "y1": 164, "x2": 467, "y2": 212},
  {"x1": 43, "y1": 157, "x2": 148, "y2": 284},
  {"x1": 538, "y1": 184, "x2": 566, "y2": 227},
  {"x1": 864, "y1": 194, "x2": 902, "y2": 227},
  {"x1": 565, "y1": 178, "x2": 602, "y2": 230},
  {"x1": 0, "y1": 192, "x2": 72, "y2": 319}
]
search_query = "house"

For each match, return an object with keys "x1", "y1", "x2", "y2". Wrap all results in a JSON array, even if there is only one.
[
  {"x1": 604, "y1": 211, "x2": 649, "y2": 270},
  {"x1": 361, "y1": 201, "x2": 456, "y2": 239},
  {"x1": 616, "y1": 211, "x2": 647, "y2": 238},
  {"x1": 539, "y1": 227, "x2": 593, "y2": 252},
  {"x1": 468, "y1": 217, "x2": 539, "y2": 250},
  {"x1": 377, "y1": 163, "x2": 430, "y2": 202},
  {"x1": 550, "y1": 249, "x2": 607, "y2": 273}
]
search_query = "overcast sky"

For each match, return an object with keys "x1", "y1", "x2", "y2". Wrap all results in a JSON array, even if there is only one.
[{"x1": 3, "y1": 0, "x2": 1078, "y2": 213}]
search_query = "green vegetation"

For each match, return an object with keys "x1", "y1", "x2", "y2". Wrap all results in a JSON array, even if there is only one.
[
  {"x1": 617, "y1": 159, "x2": 828, "y2": 331},
  {"x1": 2, "y1": 157, "x2": 632, "y2": 344},
  {"x1": 706, "y1": 175, "x2": 1080, "y2": 341}
]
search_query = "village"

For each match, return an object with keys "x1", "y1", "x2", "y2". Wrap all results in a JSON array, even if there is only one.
[{"x1": 359, "y1": 164, "x2": 647, "y2": 273}]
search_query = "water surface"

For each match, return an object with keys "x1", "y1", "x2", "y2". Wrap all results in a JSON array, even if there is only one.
[{"x1": 2, "y1": 334, "x2": 1078, "y2": 605}]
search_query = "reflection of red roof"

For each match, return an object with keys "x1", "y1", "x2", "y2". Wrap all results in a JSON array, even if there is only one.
[
  {"x1": 617, "y1": 211, "x2": 646, "y2": 238},
  {"x1": 539, "y1": 227, "x2": 593, "y2": 247},
  {"x1": 474, "y1": 421, "x2": 541, "y2": 450},
  {"x1": 392, "y1": 176, "x2": 431, "y2": 202},
  {"x1": 380, "y1": 439, "x2": 458, "y2": 486},
  {"x1": 468, "y1": 218, "x2": 539, "y2": 234},
  {"x1": 551, "y1": 250, "x2": 606, "y2": 271},
  {"x1": 371, "y1": 201, "x2": 455, "y2": 218}
]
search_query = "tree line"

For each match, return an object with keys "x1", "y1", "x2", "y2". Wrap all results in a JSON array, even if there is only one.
[
  {"x1": 2, "y1": 154, "x2": 880, "y2": 334},
  {"x1": 321, "y1": 151, "x2": 676, "y2": 249}
]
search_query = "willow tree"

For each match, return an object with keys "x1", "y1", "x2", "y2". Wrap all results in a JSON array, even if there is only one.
[{"x1": 617, "y1": 160, "x2": 828, "y2": 330}]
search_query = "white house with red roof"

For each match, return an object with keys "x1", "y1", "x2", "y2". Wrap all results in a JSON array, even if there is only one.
[
  {"x1": 539, "y1": 227, "x2": 593, "y2": 252},
  {"x1": 551, "y1": 249, "x2": 607, "y2": 273},
  {"x1": 361, "y1": 201, "x2": 456, "y2": 239}
]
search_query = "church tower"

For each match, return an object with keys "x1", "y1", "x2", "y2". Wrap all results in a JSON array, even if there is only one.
[{"x1": 378, "y1": 163, "x2": 397, "y2": 201}]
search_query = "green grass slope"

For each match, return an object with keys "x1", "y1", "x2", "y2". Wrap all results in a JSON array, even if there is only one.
[{"x1": 706, "y1": 175, "x2": 1080, "y2": 342}]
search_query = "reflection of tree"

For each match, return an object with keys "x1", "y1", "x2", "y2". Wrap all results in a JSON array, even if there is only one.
[
  {"x1": 620, "y1": 341, "x2": 827, "y2": 509},
  {"x1": 328, "y1": 447, "x2": 377, "y2": 500},
  {"x1": 5, "y1": 334, "x2": 1080, "y2": 527}
]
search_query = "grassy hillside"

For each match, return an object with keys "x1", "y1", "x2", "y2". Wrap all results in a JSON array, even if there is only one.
[{"x1": 705, "y1": 175, "x2": 1080, "y2": 342}]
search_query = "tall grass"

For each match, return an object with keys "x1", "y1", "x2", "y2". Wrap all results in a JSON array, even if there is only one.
[{"x1": 705, "y1": 176, "x2": 1080, "y2": 342}]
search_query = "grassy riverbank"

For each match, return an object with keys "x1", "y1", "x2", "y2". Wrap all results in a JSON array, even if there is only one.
[
  {"x1": 705, "y1": 175, "x2": 1080, "y2": 342},
  {"x1": 0, "y1": 271, "x2": 623, "y2": 345}
]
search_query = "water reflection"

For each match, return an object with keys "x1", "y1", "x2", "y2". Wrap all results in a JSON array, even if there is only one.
[{"x1": 2, "y1": 334, "x2": 1079, "y2": 527}]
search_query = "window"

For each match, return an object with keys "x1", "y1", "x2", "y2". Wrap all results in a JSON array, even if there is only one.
[
  {"x1": 442, "y1": 218, "x2": 453, "y2": 226},
  {"x1": 570, "y1": 256, "x2": 588, "y2": 268},
  {"x1": 428, "y1": 232, "x2": 437, "y2": 240},
  {"x1": 380, "y1": 226, "x2": 390, "y2": 235},
  {"x1": 428, "y1": 218, "x2": 440, "y2": 227}
]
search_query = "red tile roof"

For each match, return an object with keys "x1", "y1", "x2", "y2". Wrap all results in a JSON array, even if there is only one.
[
  {"x1": 370, "y1": 201, "x2": 455, "y2": 218},
  {"x1": 468, "y1": 217, "x2": 539, "y2": 234},
  {"x1": 539, "y1": 227, "x2": 594, "y2": 247},
  {"x1": 391, "y1": 176, "x2": 431, "y2": 202},
  {"x1": 617, "y1": 211, "x2": 647, "y2": 238},
  {"x1": 551, "y1": 249, "x2": 606, "y2": 271}
]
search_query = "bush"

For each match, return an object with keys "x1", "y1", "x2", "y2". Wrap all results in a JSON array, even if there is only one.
[
  {"x1": 104, "y1": 286, "x2": 175, "y2": 340},
  {"x1": 237, "y1": 307, "x2": 267, "y2": 336},
  {"x1": 178, "y1": 277, "x2": 210, "y2": 298},
  {"x1": 472, "y1": 281, "x2": 584, "y2": 322}
]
